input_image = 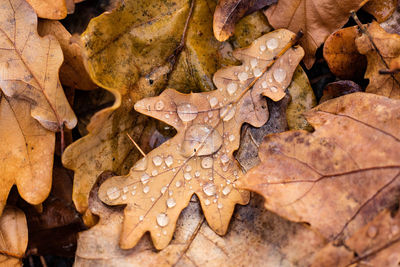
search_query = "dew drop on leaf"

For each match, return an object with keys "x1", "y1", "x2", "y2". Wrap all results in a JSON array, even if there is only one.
[
  {"x1": 156, "y1": 213, "x2": 169, "y2": 227},
  {"x1": 203, "y1": 183, "x2": 217, "y2": 196},
  {"x1": 227, "y1": 82, "x2": 238, "y2": 95},
  {"x1": 141, "y1": 173, "x2": 150, "y2": 184},
  {"x1": 154, "y1": 100, "x2": 165, "y2": 111},
  {"x1": 164, "y1": 155, "x2": 173, "y2": 167},
  {"x1": 177, "y1": 103, "x2": 198, "y2": 122},
  {"x1": 166, "y1": 198, "x2": 176, "y2": 208},
  {"x1": 273, "y1": 68, "x2": 287, "y2": 83},
  {"x1": 106, "y1": 187, "x2": 120, "y2": 200},
  {"x1": 201, "y1": 157, "x2": 213, "y2": 169},
  {"x1": 152, "y1": 156, "x2": 163, "y2": 166},
  {"x1": 267, "y1": 38, "x2": 278, "y2": 50}
]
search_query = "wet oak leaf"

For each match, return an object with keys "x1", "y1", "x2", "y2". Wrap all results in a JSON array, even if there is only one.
[
  {"x1": 98, "y1": 29, "x2": 304, "y2": 249},
  {"x1": 0, "y1": 0, "x2": 76, "y2": 132},
  {"x1": 0, "y1": 92, "x2": 54, "y2": 215},
  {"x1": 213, "y1": 0, "x2": 276, "y2": 42},
  {"x1": 356, "y1": 21, "x2": 400, "y2": 99},
  {"x1": 0, "y1": 207, "x2": 28, "y2": 266},
  {"x1": 238, "y1": 93, "x2": 400, "y2": 242},
  {"x1": 264, "y1": 0, "x2": 367, "y2": 69},
  {"x1": 26, "y1": 0, "x2": 67, "y2": 20}
]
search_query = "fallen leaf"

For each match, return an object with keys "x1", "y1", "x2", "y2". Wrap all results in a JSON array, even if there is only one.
[
  {"x1": 0, "y1": 207, "x2": 28, "y2": 266},
  {"x1": 97, "y1": 29, "x2": 304, "y2": 249},
  {"x1": 26, "y1": 0, "x2": 67, "y2": 20},
  {"x1": 238, "y1": 92, "x2": 400, "y2": 243},
  {"x1": 356, "y1": 21, "x2": 400, "y2": 99},
  {"x1": 37, "y1": 19, "x2": 97, "y2": 91},
  {"x1": 320, "y1": 80, "x2": 362, "y2": 103},
  {"x1": 0, "y1": 0, "x2": 76, "y2": 132},
  {"x1": 75, "y1": 173, "x2": 327, "y2": 266},
  {"x1": 362, "y1": 0, "x2": 397, "y2": 23},
  {"x1": 213, "y1": 0, "x2": 276, "y2": 42},
  {"x1": 0, "y1": 92, "x2": 54, "y2": 215},
  {"x1": 380, "y1": 3, "x2": 400, "y2": 35},
  {"x1": 264, "y1": 0, "x2": 367, "y2": 68},
  {"x1": 311, "y1": 206, "x2": 400, "y2": 267},
  {"x1": 323, "y1": 26, "x2": 367, "y2": 81}
]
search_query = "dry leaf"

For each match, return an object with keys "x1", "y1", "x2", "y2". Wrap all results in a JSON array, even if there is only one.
[
  {"x1": 0, "y1": 0, "x2": 76, "y2": 132},
  {"x1": 0, "y1": 92, "x2": 54, "y2": 215},
  {"x1": 264, "y1": 0, "x2": 367, "y2": 68},
  {"x1": 363, "y1": 0, "x2": 397, "y2": 23},
  {"x1": 0, "y1": 207, "x2": 28, "y2": 266},
  {"x1": 311, "y1": 207, "x2": 400, "y2": 267},
  {"x1": 75, "y1": 173, "x2": 326, "y2": 266},
  {"x1": 26, "y1": 0, "x2": 67, "y2": 20},
  {"x1": 380, "y1": 3, "x2": 400, "y2": 35},
  {"x1": 97, "y1": 29, "x2": 304, "y2": 249},
  {"x1": 238, "y1": 92, "x2": 400, "y2": 243},
  {"x1": 323, "y1": 26, "x2": 367, "y2": 81},
  {"x1": 320, "y1": 80, "x2": 362, "y2": 103},
  {"x1": 213, "y1": 0, "x2": 276, "y2": 42},
  {"x1": 37, "y1": 20, "x2": 97, "y2": 91}
]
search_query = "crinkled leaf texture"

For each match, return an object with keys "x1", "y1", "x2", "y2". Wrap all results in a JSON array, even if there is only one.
[{"x1": 98, "y1": 29, "x2": 304, "y2": 249}]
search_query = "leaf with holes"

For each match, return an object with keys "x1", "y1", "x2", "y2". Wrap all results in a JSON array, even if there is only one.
[
  {"x1": 0, "y1": 0, "x2": 76, "y2": 132},
  {"x1": 98, "y1": 29, "x2": 304, "y2": 249},
  {"x1": 238, "y1": 92, "x2": 400, "y2": 244},
  {"x1": 356, "y1": 21, "x2": 400, "y2": 99}
]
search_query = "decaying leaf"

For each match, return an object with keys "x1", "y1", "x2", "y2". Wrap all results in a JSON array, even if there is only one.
[
  {"x1": 356, "y1": 21, "x2": 400, "y2": 99},
  {"x1": 311, "y1": 206, "x2": 400, "y2": 267},
  {"x1": 0, "y1": 0, "x2": 76, "y2": 132},
  {"x1": 213, "y1": 0, "x2": 276, "y2": 42},
  {"x1": 238, "y1": 93, "x2": 400, "y2": 243},
  {"x1": 0, "y1": 92, "x2": 54, "y2": 215},
  {"x1": 97, "y1": 29, "x2": 304, "y2": 249},
  {"x1": 362, "y1": 0, "x2": 397, "y2": 23},
  {"x1": 380, "y1": 2, "x2": 400, "y2": 35},
  {"x1": 320, "y1": 80, "x2": 362, "y2": 103},
  {"x1": 323, "y1": 26, "x2": 367, "y2": 81},
  {"x1": 37, "y1": 20, "x2": 97, "y2": 91},
  {"x1": 0, "y1": 207, "x2": 28, "y2": 266},
  {"x1": 264, "y1": 0, "x2": 367, "y2": 68},
  {"x1": 26, "y1": 0, "x2": 67, "y2": 20},
  {"x1": 75, "y1": 173, "x2": 327, "y2": 266}
]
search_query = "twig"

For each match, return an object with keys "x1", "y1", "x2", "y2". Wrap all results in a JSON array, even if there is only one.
[{"x1": 126, "y1": 133, "x2": 146, "y2": 157}]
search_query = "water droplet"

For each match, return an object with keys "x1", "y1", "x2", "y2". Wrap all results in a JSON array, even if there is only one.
[
  {"x1": 131, "y1": 190, "x2": 136, "y2": 196},
  {"x1": 177, "y1": 103, "x2": 198, "y2": 122},
  {"x1": 155, "y1": 100, "x2": 164, "y2": 110},
  {"x1": 143, "y1": 186, "x2": 150, "y2": 194},
  {"x1": 250, "y1": 58, "x2": 258, "y2": 68},
  {"x1": 273, "y1": 68, "x2": 286, "y2": 83},
  {"x1": 270, "y1": 86, "x2": 278, "y2": 93},
  {"x1": 208, "y1": 111, "x2": 213, "y2": 118},
  {"x1": 227, "y1": 82, "x2": 238, "y2": 95},
  {"x1": 259, "y1": 44, "x2": 266, "y2": 52},
  {"x1": 220, "y1": 105, "x2": 235, "y2": 121},
  {"x1": 139, "y1": 215, "x2": 144, "y2": 221},
  {"x1": 161, "y1": 186, "x2": 167, "y2": 194},
  {"x1": 121, "y1": 195, "x2": 127, "y2": 200},
  {"x1": 165, "y1": 155, "x2": 173, "y2": 167},
  {"x1": 152, "y1": 170, "x2": 158, "y2": 176},
  {"x1": 175, "y1": 180, "x2": 182, "y2": 187},
  {"x1": 204, "y1": 199, "x2": 211, "y2": 206},
  {"x1": 133, "y1": 157, "x2": 147, "y2": 171},
  {"x1": 209, "y1": 97, "x2": 218, "y2": 108},
  {"x1": 167, "y1": 198, "x2": 176, "y2": 208},
  {"x1": 181, "y1": 125, "x2": 222, "y2": 157},
  {"x1": 229, "y1": 135, "x2": 235, "y2": 142},
  {"x1": 152, "y1": 156, "x2": 163, "y2": 166},
  {"x1": 201, "y1": 157, "x2": 213, "y2": 169},
  {"x1": 141, "y1": 173, "x2": 150, "y2": 184},
  {"x1": 203, "y1": 183, "x2": 217, "y2": 196},
  {"x1": 220, "y1": 154, "x2": 229, "y2": 165},
  {"x1": 238, "y1": 72, "x2": 248, "y2": 82},
  {"x1": 266, "y1": 38, "x2": 278, "y2": 50},
  {"x1": 107, "y1": 187, "x2": 120, "y2": 200},
  {"x1": 185, "y1": 165, "x2": 192, "y2": 172},
  {"x1": 218, "y1": 203, "x2": 223, "y2": 209},
  {"x1": 157, "y1": 213, "x2": 169, "y2": 227},
  {"x1": 151, "y1": 197, "x2": 155, "y2": 202},
  {"x1": 184, "y1": 173, "x2": 192, "y2": 180},
  {"x1": 165, "y1": 114, "x2": 170, "y2": 119},
  {"x1": 367, "y1": 226, "x2": 378, "y2": 238},
  {"x1": 222, "y1": 186, "x2": 231, "y2": 195},
  {"x1": 123, "y1": 186, "x2": 129, "y2": 193},
  {"x1": 253, "y1": 68, "x2": 262, "y2": 77},
  {"x1": 169, "y1": 190, "x2": 173, "y2": 196},
  {"x1": 195, "y1": 171, "x2": 200, "y2": 177},
  {"x1": 261, "y1": 81, "x2": 268, "y2": 88}
]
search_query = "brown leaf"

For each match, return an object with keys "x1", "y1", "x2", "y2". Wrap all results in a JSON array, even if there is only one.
[
  {"x1": 213, "y1": 0, "x2": 276, "y2": 42},
  {"x1": 0, "y1": 92, "x2": 54, "y2": 214},
  {"x1": 0, "y1": 207, "x2": 28, "y2": 266},
  {"x1": 356, "y1": 21, "x2": 400, "y2": 99},
  {"x1": 320, "y1": 80, "x2": 362, "y2": 103},
  {"x1": 264, "y1": 0, "x2": 367, "y2": 68},
  {"x1": 75, "y1": 174, "x2": 326, "y2": 266},
  {"x1": 25, "y1": 0, "x2": 67, "y2": 20},
  {"x1": 97, "y1": 29, "x2": 304, "y2": 249},
  {"x1": 362, "y1": 0, "x2": 398, "y2": 23},
  {"x1": 380, "y1": 3, "x2": 400, "y2": 35},
  {"x1": 0, "y1": 0, "x2": 76, "y2": 132},
  {"x1": 37, "y1": 20, "x2": 97, "y2": 91},
  {"x1": 323, "y1": 26, "x2": 367, "y2": 81},
  {"x1": 311, "y1": 207, "x2": 400, "y2": 267},
  {"x1": 238, "y1": 93, "x2": 400, "y2": 243}
]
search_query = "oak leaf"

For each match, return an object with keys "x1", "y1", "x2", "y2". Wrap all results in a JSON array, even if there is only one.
[
  {"x1": 213, "y1": 0, "x2": 276, "y2": 42},
  {"x1": 238, "y1": 93, "x2": 400, "y2": 243},
  {"x1": 356, "y1": 21, "x2": 400, "y2": 99},
  {"x1": 264, "y1": 0, "x2": 367, "y2": 68},
  {"x1": 0, "y1": 207, "x2": 28, "y2": 266},
  {"x1": 0, "y1": 0, "x2": 76, "y2": 132},
  {"x1": 97, "y1": 29, "x2": 304, "y2": 249},
  {"x1": 362, "y1": 0, "x2": 397, "y2": 23},
  {"x1": 26, "y1": 0, "x2": 67, "y2": 20}
]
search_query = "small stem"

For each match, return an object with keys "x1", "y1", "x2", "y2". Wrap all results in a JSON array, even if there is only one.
[{"x1": 126, "y1": 133, "x2": 146, "y2": 157}]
